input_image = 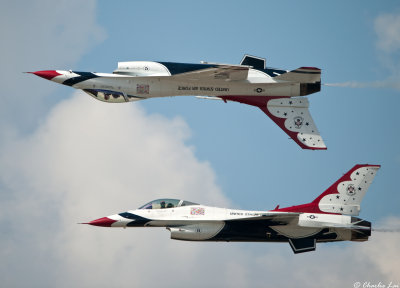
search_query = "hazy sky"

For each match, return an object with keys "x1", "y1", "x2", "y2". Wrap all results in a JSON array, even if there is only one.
[{"x1": 1, "y1": 1, "x2": 400, "y2": 287}]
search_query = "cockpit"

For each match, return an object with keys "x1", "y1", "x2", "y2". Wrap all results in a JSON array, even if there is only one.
[{"x1": 138, "y1": 199, "x2": 199, "y2": 210}]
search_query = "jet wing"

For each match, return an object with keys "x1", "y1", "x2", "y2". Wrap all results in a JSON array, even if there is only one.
[
  {"x1": 227, "y1": 212, "x2": 299, "y2": 225},
  {"x1": 171, "y1": 65, "x2": 249, "y2": 81}
]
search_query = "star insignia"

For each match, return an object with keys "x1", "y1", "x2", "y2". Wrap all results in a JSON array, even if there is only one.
[
  {"x1": 358, "y1": 187, "x2": 361, "y2": 191},
  {"x1": 336, "y1": 195, "x2": 340, "y2": 199},
  {"x1": 340, "y1": 207, "x2": 344, "y2": 211},
  {"x1": 356, "y1": 172, "x2": 359, "y2": 175},
  {"x1": 305, "y1": 122, "x2": 309, "y2": 126}
]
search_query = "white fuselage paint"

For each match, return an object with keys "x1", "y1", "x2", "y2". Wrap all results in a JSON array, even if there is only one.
[
  {"x1": 52, "y1": 67, "x2": 301, "y2": 102},
  {"x1": 109, "y1": 205, "x2": 278, "y2": 227},
  {"x1": 76, "y1": 77, "x2": 300, "y2": 99},
  {"x1": 106, "y1": 205, "x2": 355, "y2": 241}
]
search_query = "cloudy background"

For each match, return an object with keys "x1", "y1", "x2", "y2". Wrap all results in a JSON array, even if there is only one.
[{"x1": 1, "y1": 1, "x2": 400, "y2": 287}]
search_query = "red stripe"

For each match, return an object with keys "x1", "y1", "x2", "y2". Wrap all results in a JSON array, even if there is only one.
[
  {"x1": 31, "y1": 70, "x2": 62, "y2": 80},
  {"x1": 88, "y1": 217, "x2": 117, "y2": 227}
]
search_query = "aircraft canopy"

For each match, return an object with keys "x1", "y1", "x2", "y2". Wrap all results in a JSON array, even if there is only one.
[{"x1": 138, "y1": 199, "x2": 199, "y2": 210}]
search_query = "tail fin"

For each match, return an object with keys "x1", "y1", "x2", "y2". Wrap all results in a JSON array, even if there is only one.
[
  {"x1": 274, "y1": 164, "x2": 380, "y2": 216},
  {"x1": 273, "y1": 67, "x2": 321, "y2": 84}
]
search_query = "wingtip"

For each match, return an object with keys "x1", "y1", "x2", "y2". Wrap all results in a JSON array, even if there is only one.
[{"x1": 356, "y1": 164, "x2": 381, "y2": 168}]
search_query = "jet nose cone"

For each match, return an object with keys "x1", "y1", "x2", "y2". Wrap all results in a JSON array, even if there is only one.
[
  {"x1": 85, "y1": 217, "x2": 117, "y2": 227},
  {"x1": 29, "y1": 70, "x2": 62, "y2": 80}
]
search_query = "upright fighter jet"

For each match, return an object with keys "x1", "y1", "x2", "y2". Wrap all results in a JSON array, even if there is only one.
[
  {"x1": 82, "y1": 164, "x2": 380, "y2": 254},
  {"x1": 30, "y1": 55, "x2": 325, "y2": 150}
]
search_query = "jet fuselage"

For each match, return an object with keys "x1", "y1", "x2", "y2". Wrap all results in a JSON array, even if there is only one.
[
  {"x1": 85, "y1": 163, "x2": 379, "y2": 254},
  {"x1": 30, "y1": 55, "x2": 325, "y2": 150}
]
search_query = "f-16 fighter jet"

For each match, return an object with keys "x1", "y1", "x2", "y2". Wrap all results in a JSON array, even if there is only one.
[
  {"x1": 30, "y1": 55, "x2": 325, "y2": 150},
  {"x1": 83, "y1": 164, "x2": 380, "y2": 254}
]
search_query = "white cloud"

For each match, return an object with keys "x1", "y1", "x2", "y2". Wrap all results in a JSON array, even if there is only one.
[
  {"x1": 0, "y1": 92, "x2": 230, "y2": 287},
  {"x1": 0, "y1": 0, "x2": 106, "y2": 136},
  {"x1": 372, "y1": 12, "x2": 400, "y2": 87},
  {"x1": 0, "y1": 92, "x2": 399, "y2": 287},
  {"x1": 375, "y1": 13, "x2": 400, "y2": 53}
]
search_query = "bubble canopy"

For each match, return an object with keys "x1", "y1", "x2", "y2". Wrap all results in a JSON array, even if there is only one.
[{"x1": 138, "y1": 199, "x2": 199, "y2": 210}]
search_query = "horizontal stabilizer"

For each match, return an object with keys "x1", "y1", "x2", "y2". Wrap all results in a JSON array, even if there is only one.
[
  {"x1": 288, "y1": 238, "x2": 316, "y2": 254},
  {"x1": 274, "y1": 67, "x2": 321, "y2": 83}
]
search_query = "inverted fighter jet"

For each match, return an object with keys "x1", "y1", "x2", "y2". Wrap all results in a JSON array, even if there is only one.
[
  {"x1": 83, "y1": 164, "x2": 380, "y2": 254},
  {"x1": 30, "y1": 55, "x2": 325, "y2": 150}
]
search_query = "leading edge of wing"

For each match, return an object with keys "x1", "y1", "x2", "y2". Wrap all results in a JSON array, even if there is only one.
[
  {"x1": 226, "y1": 212, "x2": 299, "y2": 225},
  {"x1": 170, "y1": 65, "x2": 249, "y2": 81}
]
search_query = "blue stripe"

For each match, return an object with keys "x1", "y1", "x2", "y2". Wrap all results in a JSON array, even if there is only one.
[
  {"x1": 158, "y1": 62, "x2": 217, "y2": 75},
  {"x1": 119, "y1": 212, "x2": 150, "y2": 227},
  {"x1": 63, "y1": 71, "x2": 99, "y2": 86}
]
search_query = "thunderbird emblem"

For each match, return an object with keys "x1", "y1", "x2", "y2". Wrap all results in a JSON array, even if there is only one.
[
  {"x1": 294, "y1": 116, "x2": 304, "y2": 129},
  {"x1": 346, "y1": 184, "x2": 356, "y2": 196}
]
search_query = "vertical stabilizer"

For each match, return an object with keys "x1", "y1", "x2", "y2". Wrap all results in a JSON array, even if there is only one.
[
  {"x1": 314, "y1": 164, "x2": 380, "y2": 216},
  {"x1": 274, "y1": 164, "x2": 380, "y2": 216}
]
